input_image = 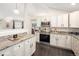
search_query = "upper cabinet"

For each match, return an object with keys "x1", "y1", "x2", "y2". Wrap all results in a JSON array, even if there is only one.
[
  {"x1": 50, "y1": 14, "x2": 68, "y2": 27},
  {"x1": 70, "y1": 11, "x2": 79, "y2": 28},
  {"x1": 50, "y1": 16, "x2": 58, "y2": 27},
  {"x1": 62, "y1": 14, "x2": 68, "y2": 27}
]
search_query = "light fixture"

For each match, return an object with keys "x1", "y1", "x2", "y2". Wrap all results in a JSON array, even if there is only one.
[
  {"x1": 13, "y1": 3, "x2": 20, "y2": 15},
  {"x1": 13, "y1": 9, "x2": 19, "y2": 14},
  {"x1": 71, "y1": 3, "x2": 76, "y2": 5}
]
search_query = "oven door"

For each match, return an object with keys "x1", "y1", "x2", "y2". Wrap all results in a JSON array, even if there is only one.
[{"x1": 40, "y1": 34, "x2": 50, "y2": 43}]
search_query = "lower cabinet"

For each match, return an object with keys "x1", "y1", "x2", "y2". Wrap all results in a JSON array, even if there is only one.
[
  {"x1": 56, "y1": 35, "x2": 66, "y2": 48},
  {"x1": 35, "y1": 32, "x2": 39, "y2": 42},
  {"x1": 72, "y1": 37, "x2": 79, "y2": 56},
  {"x1": 25, "y1": 36, "x2": 36, "y2": 56},
  {"x1": 66, "y1": 36, "x2": 72, "y2": 49},
  {"x1": 0, "y1": 47, "x2": 13, "y2": 56},
  {"x1": 12, "y1": 42, "x2": 25, "y2": 56},
  {"x1": 50, "y1": 34, "x2": 72, "y2": 50},
  {"x1": 50, "y1": 34, "x2": 57, "y2": 46},
  {"x1": 0, "y1": 36, "x2": 36, "y2": 56},
  {"x1": 24, "y1": 39, "x2": 31, "y2": 56}
]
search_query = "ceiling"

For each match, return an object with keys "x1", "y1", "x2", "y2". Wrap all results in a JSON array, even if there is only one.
[
  {"x1": 0, "y1": 3, "x2": 79, "y2": 18},
  {"x1": 31, "y1": 3, "x2": 79, "y2": 12},
  {"x1": 44, "y1": 3, "x2": 79, "y2": 12}
]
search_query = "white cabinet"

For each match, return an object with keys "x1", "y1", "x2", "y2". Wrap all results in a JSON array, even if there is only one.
[
  {"x1": 66, "y1": 36, "x2": 72, "y2": 49},
  {"x1": 50, "y1": 34, "x2": 57, "y2": 46},
  {"x1": 0, "y1": 36, "x2": 36, "y2": 56},
  {"x1": 57, "y1": 14, "x2": 68, "y2": 27},
  {"x1": 57, "y1": 35, "x2": 66, "y2": 48},
  {"x1": 35, "y1": 32, "x2": 39, "y2": 42},
  {"x1": 50, "y1": 34, "x2": 72, "y2": 49},
  {"x1": 25, "y1": 39, "x2": 31, "y2": 56},
  {"x1": 30, "y1": 36, "x2": 36, "y2": 55},
  {"x1": 72, "y1": 37, "x2": 79, "y2": 56},
  {"x1": 50, "y1": 34, "x2": 66, "y2": 48},
  {"x1": 25, "y1": 36, "x2": 36, "y2": 56},
  {"x1": 12, "y1": 42, "x2": 25, "y2": 56},
  {"x1": 0, "y1": 47, "x2": 13, "y2": 56},
  {"x1": 62, "y1": 14, "x2": 68, "y2": 27},
  {"x1": 70, "y1": 11, "x2": 79, "y2": 28},
  {"x1": 51, "y1": 14, "x2": 68, "y2": 27},
  {"x1": 57, "y1": 15, "x2": 63, "y2": 27},
  {"x1": 50, "y1": 16, "x2": 58, "y2": 27}
]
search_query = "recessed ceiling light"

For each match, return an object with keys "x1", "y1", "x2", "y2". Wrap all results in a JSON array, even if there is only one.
[{"x1": 71, "y1": 3, "x2": 76, "y2": 5}]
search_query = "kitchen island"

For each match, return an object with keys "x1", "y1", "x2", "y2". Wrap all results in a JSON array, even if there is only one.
[{"x1": 0, "y1": 29, "x2": 36, "y2": 56}]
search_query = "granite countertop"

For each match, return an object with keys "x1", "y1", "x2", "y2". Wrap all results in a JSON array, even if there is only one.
[
  {"x1": 0, "y1": 34, "x2": 35, "y2": 51},
  {"x1": 50, "y1": 31, "x2": 79, "y2": 40}
]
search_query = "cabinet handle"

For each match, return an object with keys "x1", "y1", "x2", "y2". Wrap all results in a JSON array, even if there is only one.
[
  {"x1": 19, "y1": 45, "x2": 20, "y2": 48},
  {"x1": 1, "y1": 54, "x2": 4, "y2": 56},
  {"x1": 30, "y1": 43, "x2": 33, "y2": 48},
  {"x1": 56, "y1": 38, "x2": 58, "y2": 40}
]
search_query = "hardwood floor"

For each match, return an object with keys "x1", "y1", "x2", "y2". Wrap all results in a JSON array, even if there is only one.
[{"x1": 32, "y1": 42, "x2": 75, "y2": 56}]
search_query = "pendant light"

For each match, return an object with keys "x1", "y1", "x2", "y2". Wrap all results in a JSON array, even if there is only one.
[{"x1": 13, "y1": 3, "x2": 20, "y2": 15}]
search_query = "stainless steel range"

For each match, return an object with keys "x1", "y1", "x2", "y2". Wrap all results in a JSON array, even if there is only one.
[{"x1": 40, "y1": 22, "x2": 50, "y2": 43}]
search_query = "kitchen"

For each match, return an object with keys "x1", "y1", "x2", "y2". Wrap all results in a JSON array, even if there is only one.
[{"x1": 0, "y1": 3, "x2": 79, "y2": 56}]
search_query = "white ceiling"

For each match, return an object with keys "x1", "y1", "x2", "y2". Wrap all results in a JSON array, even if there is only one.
[
  {"x1": 31, "y1": 3, "x2": 79, "y2": 12},
  {"x1": 43, "y1": 3, "x2": 79, "y2": 12},
  {"x1": 0, "y1": 3, "x2": 79, "y2": 18}
]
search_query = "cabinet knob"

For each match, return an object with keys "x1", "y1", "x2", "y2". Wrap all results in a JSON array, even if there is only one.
[{"x1": 1, "y1": 54, "x2": 4, "y2": 56}]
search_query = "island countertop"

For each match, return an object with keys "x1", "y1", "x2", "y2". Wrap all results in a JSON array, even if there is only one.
[{"x1": 0, "y1": 34, "x2": 35, "y2": 51}]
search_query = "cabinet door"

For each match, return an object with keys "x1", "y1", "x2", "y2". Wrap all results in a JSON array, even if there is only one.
[
  {"x1": 70, "y1": 12, "x2": 79, "y2": 28},
  {"x1": 12, "y1": 42, "x2": 25, "y2": 56},
  {"x1": 66, "y1": 36, "x2": 72, "y2": 49},
  {"x1": 25, "y1": 37, "x2": 36, "y2": 56},
  {"x1": 62, "y1": 14, "x2": 68, "y2": 27},
  {"x1": 36, "y1": 32, "x2": 39, "y2": 42},
  {"x1": 57, "y1": 35, "x2": 66, "y2": 48},
  {"x1": 50, "y1": 34, "x2": 56, "y2": 46},
  {"x1": 72, "y1": 37, "x2": 79, "y2": 56},
  {"x1": 30, "y1": 36, "x2": 36, "y2": 55},
  {"x1": 25, "y1": 39, "x2": 31, "y2": 56},
  {"x1": 50, "y1": 16, "x2": 58, "y2": 27},
  {"x1": 0, "y1": 47, "x2": 13, "y2": 56},
  {"x1": 57, "y1": 15, "x2": 63, "y2": 27}
]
